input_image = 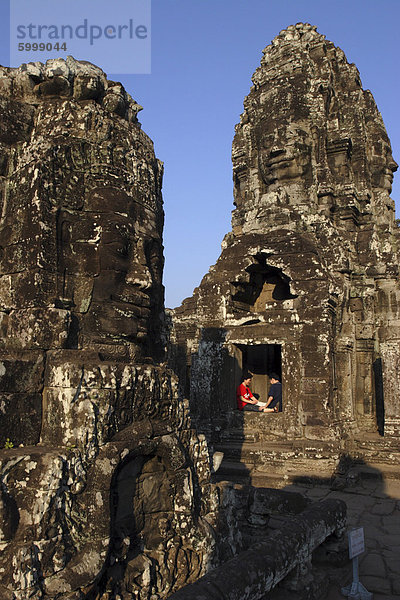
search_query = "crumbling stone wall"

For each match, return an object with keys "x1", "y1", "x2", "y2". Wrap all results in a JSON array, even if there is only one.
[
  {"x1": 0, "y1": 58, "x2": 217, "y2": 599},
  {"x1": 170, "y1": 23, "x2": 400, "y2": 442}
]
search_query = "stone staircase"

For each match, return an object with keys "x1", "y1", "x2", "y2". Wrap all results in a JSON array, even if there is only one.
[
  {"x1": 213, "y1": 439, "x2": 340, "y2": 488},
  {"x1": 207, "y1": 411, "x2": 400, "y2": 488}
]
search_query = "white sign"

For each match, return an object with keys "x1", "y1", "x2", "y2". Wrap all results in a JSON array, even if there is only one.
[
  {"x1": 10, "y1": 0, "x2": 151, "y2": 74},
  {"x1": 348, "y1": 527, "x2": 365, "y2": 559}
]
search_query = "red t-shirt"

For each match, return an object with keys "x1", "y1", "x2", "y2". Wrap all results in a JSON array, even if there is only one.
[{"x1": 236, "y1": 383, "x2": 254, "y2": 410}]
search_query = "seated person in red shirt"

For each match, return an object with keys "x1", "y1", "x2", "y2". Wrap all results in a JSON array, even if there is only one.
[{"x1": 236, "y1": 373, "x2": 275, "y2": 412}]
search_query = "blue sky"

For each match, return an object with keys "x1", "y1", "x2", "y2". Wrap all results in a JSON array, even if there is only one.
[{"x1": 1, "y1": 0, "x2": 399, "y2": 308}]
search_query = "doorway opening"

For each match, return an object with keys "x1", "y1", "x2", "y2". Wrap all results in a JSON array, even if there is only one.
[
  {"x1": 373, "y1": 358, "x2": 384, "y2": 436},
  {"x1": 235, "y1": 343, "x2": 282, "y2": 405}
]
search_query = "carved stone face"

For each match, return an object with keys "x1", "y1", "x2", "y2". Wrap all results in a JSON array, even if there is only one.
[
  {"x1": 58, "y1": 187, "x2": 162, "y2": 346},
  {"x1": 0, "y1": 62, "x2": 166, "y2": 357},
  {"x1": 256, "y1": 115, "x2": 313, "y2": 190},
  {"x1": 0, "y1": 61, "x2": 181, "y2": 600},
  {"x1": 370, "y1": 138, "x2": 398, "y2": 192},
  {"x1": 258, "y1": 140, "x2": 312, "y2": 187}
]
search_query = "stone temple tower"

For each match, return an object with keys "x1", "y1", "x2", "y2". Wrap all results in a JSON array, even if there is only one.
[{"x1": 170, "y1": 23, "x2": 400, "y2": 447}]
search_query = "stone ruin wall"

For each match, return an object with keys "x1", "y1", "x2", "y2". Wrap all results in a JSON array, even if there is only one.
[
  {"x1": 170, "y1": 23, "x2": 400, "y2": 444},
  {"x1": 0, "y1": 58, "x2": 220, "y2": 600}
]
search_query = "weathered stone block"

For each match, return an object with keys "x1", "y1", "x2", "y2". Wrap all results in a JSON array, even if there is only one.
[
  {"x1": 0, "y1": 352, "x2": 44, "y2": 392},
  {"x1": 0, "y1": 308, "x2": 70, "y2": 350},
  {"x1": 41, "y1": 386, "x2": 115, "y2": 447},
  {"x1": 0, "y1": 393, "x2": 42, "y2": 446}
]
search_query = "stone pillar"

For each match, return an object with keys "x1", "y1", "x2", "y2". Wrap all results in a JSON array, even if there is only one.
[
  {"x1": 335, "y1": 342, "x2": 356, "y2": 428},
  {"x1": 381, "y1": 340, "x2": 400, "y2": 436}
]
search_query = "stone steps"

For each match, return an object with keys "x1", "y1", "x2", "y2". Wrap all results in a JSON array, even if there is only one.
[
  {"x1": 215, "y1": 438, "x2": 341, "y2": 462},
  {"x1": 213, "y1": 438, "x2": 339, "y2": 487},
  {"x1": 213, "y1": 435, "x2": 400, "y2": 489},
  {"x1": 209, "y1": 412, "x2": 291, "y2": 444},
  {"x1": 207, "y1": 410, "x2": 400, "y2": 489},
  {"x1": 351, "y1": 435, "x2": 400, "y2": 464},
  {"x1": 347, "y1": 461, "x2": 400, "y2": 481},
  {"x1": 214, "y1": 455, "x2": 400, "y2": 489},
  {"x1": 213, "y1": 457, "x2": 337, "y2": 488}
]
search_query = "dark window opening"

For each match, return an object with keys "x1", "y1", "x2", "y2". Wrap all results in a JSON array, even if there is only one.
[
  {"x1": 231, "y1": 260, "x2": 297, "y2": 310},
  {"x1": 373, "y1": 358, "x2": 384, "y2": 436}
]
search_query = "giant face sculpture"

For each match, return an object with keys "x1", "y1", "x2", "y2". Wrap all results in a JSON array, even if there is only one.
[
  {"x1": 0, "y1": 79, "x2": 164, "y2": 361},
  {"x1": 257, "y1": 124, "x2": 313, "y2": 188},
  {"x1": 253, "y1": 79, "x2": 313, "y2": 192},
  {"x1": 233, "y1": 27, "x2": 398, "y2": 222},
  {"x1": 58, "y1": 187, "x2": 163, "y2": 353},
  {"x1": 369, "y1": 133, "x2": 398, "y2": 193},
  {"x1": 0, "y1": 59, "x2": 214, "y2": 600},
  {"x1": 0, "y1": 60, "x2": 166, "y2": 449}
]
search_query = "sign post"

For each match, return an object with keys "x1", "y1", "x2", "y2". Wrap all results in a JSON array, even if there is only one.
[{"x1": 341, "y1": 527, "x2": 373, "y2": 599}]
